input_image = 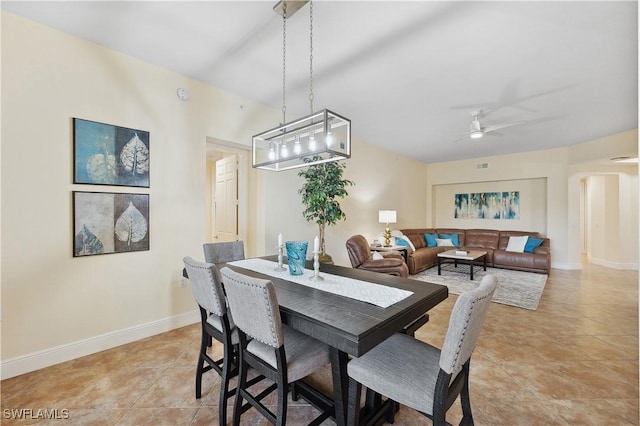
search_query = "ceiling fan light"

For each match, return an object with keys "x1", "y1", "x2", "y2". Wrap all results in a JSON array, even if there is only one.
[{"x1": 470, "y1": 130, "x2": 483, "y2": 139}]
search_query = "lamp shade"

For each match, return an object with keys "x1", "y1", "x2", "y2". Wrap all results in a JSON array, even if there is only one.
[{"x1": 378, "y1": 210, "x2": 397, "y2": 224}]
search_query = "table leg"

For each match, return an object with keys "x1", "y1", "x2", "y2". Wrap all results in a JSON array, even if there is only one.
[
  {"x1": 330, "y1": 347, "x2": 349, "y2": 426},
  {"x1": 470, "y1": 260, "x2": 474, "y2": 280},
  {"x1": 483, "y1": 254, "x2": 487, "y2": 271},
  {"x1": 437, "y1": 257, "x2": 442, "y2": 275}
]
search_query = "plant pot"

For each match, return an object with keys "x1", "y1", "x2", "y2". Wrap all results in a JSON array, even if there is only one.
[{"x1": 319, "y1": 253, "x2": 334, "y2": 265}]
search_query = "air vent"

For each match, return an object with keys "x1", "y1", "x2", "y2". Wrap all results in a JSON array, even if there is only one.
[{"x1": 476, "y1": 162, "x2": 488, "y2": 169}]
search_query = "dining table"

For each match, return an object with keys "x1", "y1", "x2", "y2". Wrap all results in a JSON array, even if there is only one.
[{"x1": 220, "y1": 255, "x2": 448, "y2": 426}]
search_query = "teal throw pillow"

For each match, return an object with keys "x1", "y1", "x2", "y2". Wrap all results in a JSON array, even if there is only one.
[
  {"x1": 439, "y1": 233, "x2": 459, "y2": 247},
  {"x1": 424, "y1": 233, "x2": 438, "y2": 247},
  {"x1": 524, "y1": 237, "x2": 544, "y2": 253},
  {"x1": 395, "y1": 237, "x2": 411, "y2": 248}
]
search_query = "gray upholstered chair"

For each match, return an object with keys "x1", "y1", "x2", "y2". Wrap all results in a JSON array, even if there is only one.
[
  {"x1": 346, "y1": 274, "x2": 498, "y2": 426},
  {"x1": 182, "y1": 256, "x2": 239, "y2": 426},
  {"x1": 203, "y1": 241, "x2": 245, "y2": 264},
  {"x1": 219, "y1": 267, "x2": 334, "y2": 426}
]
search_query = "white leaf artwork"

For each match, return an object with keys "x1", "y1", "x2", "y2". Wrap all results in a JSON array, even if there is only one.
[
  {"x1": 115, "y1": 201, "x2": 148, "y2": 245},
  {"x1": 120, "y1": 133, "x2": 150, "y2": 176}
]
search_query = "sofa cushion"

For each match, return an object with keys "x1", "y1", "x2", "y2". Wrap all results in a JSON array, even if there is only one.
[
  {"x1": 463, "y1": 229, "x2": 499, "y2": 250},
  {"x1": 439, "y1": 233, "x2": 459, "y2": 247},
  {"x1": 407, "y1": 233, "x2": 426, "y2": 249},
  {"x1": 505, "y1": 235, "x2": 528, "y2": 252},
  {"x1": 524, "y1": 237, "x2": 544, "y2": 253},
  {"x1": 436, "y1": 238, "x2": 454, "y2": 247},
  {"x1": 498, "y1": 230, "x2": 540, "y2": 250},
  {"x1": 424, "y1": 233, "x2": 438, "y2": 247},
  {"x1": 395, "y1": 235, "x2": 415, "y2": 251},
  {"x1": 435, "y1": 229, "x2": 465, "y2": 247}
]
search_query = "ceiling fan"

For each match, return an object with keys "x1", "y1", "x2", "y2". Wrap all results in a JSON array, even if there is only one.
[{"x1": 466, "y1": 110, "x2": 526, "y2": 140}]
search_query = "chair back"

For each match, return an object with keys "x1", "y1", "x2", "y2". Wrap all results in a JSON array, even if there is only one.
[
  {"x1": 220, "y1": 267, "x2": 284, "y2": 348},
  {"x1": 183, "y1": 256, "x2": 227, "y2": 317},
  {"x1": 345, "y1": 235, "x2": 371, "y2": 268},
  {"x1": 203, "y1": 241, "x2": 245, "y2": 264},
  {"x1": 439, "y1": 274, "x2": 497, "y2": 376}
]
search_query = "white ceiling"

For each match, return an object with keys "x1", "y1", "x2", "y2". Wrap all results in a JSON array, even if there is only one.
[{"x1": 3, "y1": 1, "x2": 638, "y2": 164}]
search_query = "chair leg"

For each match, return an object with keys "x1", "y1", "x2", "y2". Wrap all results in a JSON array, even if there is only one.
[
  {"x1": 347, "y1": 377, "x2": 362, "y2": 426},
  {"x1": 459, "y1": 364, "x2": 474, "y2": 426},
  {"x1": 276, "y1": 373, "x2": 288, "y2": 426},
  {"x1": 232, "y1": 355, "x2": 248, "y2": 426},
  {"x1": 218, "y1": 342, "x2": 234, "y2": 426},
  {"x1": 195, "y1": 330, "x2": 209, "y2": 399},
  {"x1": 195, "y1": 355, "x2": 204, "y2": 399}
]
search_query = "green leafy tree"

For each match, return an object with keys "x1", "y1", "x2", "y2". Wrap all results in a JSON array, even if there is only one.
[{"x1": 298, "y1": 156, "x2": 354, "y2": 263}]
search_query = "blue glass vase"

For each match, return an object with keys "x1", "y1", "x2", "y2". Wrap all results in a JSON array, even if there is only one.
[{"x1": 285, "y1": 241, "x2": 308, "y2": 276}]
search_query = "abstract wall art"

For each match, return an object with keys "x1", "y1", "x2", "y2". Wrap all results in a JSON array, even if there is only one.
[
  {"x1": 501, "y1": 191, "x2": 520, "y2": 219},
  {"x1": 456, "y1": 191, "x2": 520, "y2": 220},
  {"x1": 454, "y1": 193, "x2": 469, "y2": 218}
]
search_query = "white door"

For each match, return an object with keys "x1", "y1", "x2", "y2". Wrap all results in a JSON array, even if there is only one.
[{"x1": 214, "y1": 155, "x2": 238, "y2": 242}]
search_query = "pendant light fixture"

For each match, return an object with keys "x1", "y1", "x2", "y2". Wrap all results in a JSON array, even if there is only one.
[{"x1": 252, "y1": 0, "x2": 351, "y2": 171}]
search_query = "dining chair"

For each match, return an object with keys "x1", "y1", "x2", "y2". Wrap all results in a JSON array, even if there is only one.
[
  {"x1": 219, "y1": 266, "x2": 334, "y2": 426},
  {"x1": 183, "y1": 256, "x2": 262, "y2": 426},
  {"x1": 203, "y1": 240, "x2": 245, "y2": 264},
  {"x1": 346, "y1": 274, "x2": 498, "y2": 426}
]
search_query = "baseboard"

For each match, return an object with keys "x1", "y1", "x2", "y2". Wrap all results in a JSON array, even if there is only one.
[
  {"x1": 1, "y1": 310, "x2": 199, "y2": 380},
  {"x1": 588, "y1": 257, "x2": 639, "y2": 271},
  {"x1": 552, "y1": 261, "x2": 582, "y2": 270}
]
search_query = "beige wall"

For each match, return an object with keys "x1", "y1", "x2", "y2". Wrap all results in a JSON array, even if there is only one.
[
  {"x1": 426, "y1": 148, "x2": 571, "y2": 267},
  {"x1": 433, "y1": 178, "x2": 547, "y2": 232},
  {"x1": 253, "y1": 137, "x2": 429, "y2": 268},
  {"x1": 0, "y1": 12, "x2": 428, "y2": 378},
  {"x1": 0, "y1": 12, "x2": 279, "y2": 376},
  {"x1": 426, "y1": 130, "x2": 638, "y2": 269},
  {"x1": 1, "y1": 11, "x2": 637, "y2": 379}
]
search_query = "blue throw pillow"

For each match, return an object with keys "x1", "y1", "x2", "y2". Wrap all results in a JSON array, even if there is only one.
[
  {"x1": 395, "y1": 237, "x2": 410, "y2": 248},
  {"x1": 524, "y1": 237, "x2": 544, "y2": 253},
  {"x1": 439, "y1": 233, "x2": 459, "y2": 247},
  {"x1": 424, "y1": 233, "x2": 438, "y2": 247}
]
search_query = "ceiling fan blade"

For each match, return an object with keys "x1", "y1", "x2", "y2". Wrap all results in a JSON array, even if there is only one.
[{"x1": 483, "y1": 120, "x2": 526, "y2": 133}]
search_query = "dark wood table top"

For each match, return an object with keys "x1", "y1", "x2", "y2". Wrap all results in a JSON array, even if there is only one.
[{"x1": 222, "y1": 255, "x2": 449, "y2": 357}]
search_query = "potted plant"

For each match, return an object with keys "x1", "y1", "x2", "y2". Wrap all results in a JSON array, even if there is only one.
[{"x1": 298, "y1": 156, "x2": 354, "y2": 264}]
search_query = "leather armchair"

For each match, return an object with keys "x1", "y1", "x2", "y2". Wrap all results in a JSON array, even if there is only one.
[{"x1": 346, "y1": 235, "x2": 409, "y2": 278}]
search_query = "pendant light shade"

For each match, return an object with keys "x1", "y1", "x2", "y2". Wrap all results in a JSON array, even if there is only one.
[
  {"x1": 252, "y1": 0, "x2": 351, "y2": 171},
  {"x1": 252, "y1": 109, "x2": 350, "y2": 171}
]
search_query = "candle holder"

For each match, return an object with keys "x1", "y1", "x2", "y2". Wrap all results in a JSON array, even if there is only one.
[
  {"x1": 309, "y1": 250, "x2": 324, "y2": 281},
  {"x1": 274, "y1": 245, "x2": 287, "y2": 271}
]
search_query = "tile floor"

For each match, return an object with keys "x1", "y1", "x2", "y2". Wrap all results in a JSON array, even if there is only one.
[{"x1": 1, "y1": 263, "x2": 638, "y2": 425}]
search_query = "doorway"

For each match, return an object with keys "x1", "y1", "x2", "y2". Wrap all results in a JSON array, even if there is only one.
[{"x1": 205, "y1": 138, "x2": 250, "y2": 246}]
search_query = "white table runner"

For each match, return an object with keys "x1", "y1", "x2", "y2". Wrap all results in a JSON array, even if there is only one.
[{"x1": 226, "y1": 258, "x2": 413, "y2": 308}]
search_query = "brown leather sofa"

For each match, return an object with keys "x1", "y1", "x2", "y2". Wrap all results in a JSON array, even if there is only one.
[
  {"x1": 399, "y1": 228, "x2": 550, "y2": 275},
  {"x1": 346, "y1": 234, "x2": 409, "y2": 278}
]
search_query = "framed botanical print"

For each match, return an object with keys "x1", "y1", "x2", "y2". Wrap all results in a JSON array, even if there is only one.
[
  {"x1": 73, "y1": 191, "x2": 150, "y2": 257},
  {"x1": 73, "y1": 118, "x2": 150, "y2": 187}
]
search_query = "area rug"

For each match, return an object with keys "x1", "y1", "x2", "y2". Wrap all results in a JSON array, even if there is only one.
[{"x1": 412, "y1": 266, "x2": 547, "y2": 310}]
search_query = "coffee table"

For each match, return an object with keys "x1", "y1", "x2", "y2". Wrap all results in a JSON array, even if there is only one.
[{"x1": 437, "y1": 249, "x2": 487, "y2": 280}]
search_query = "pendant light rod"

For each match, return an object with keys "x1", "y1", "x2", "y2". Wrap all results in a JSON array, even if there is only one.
[{"x1": 253, "y1": 1, "x2": 351, "y2": 171}]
